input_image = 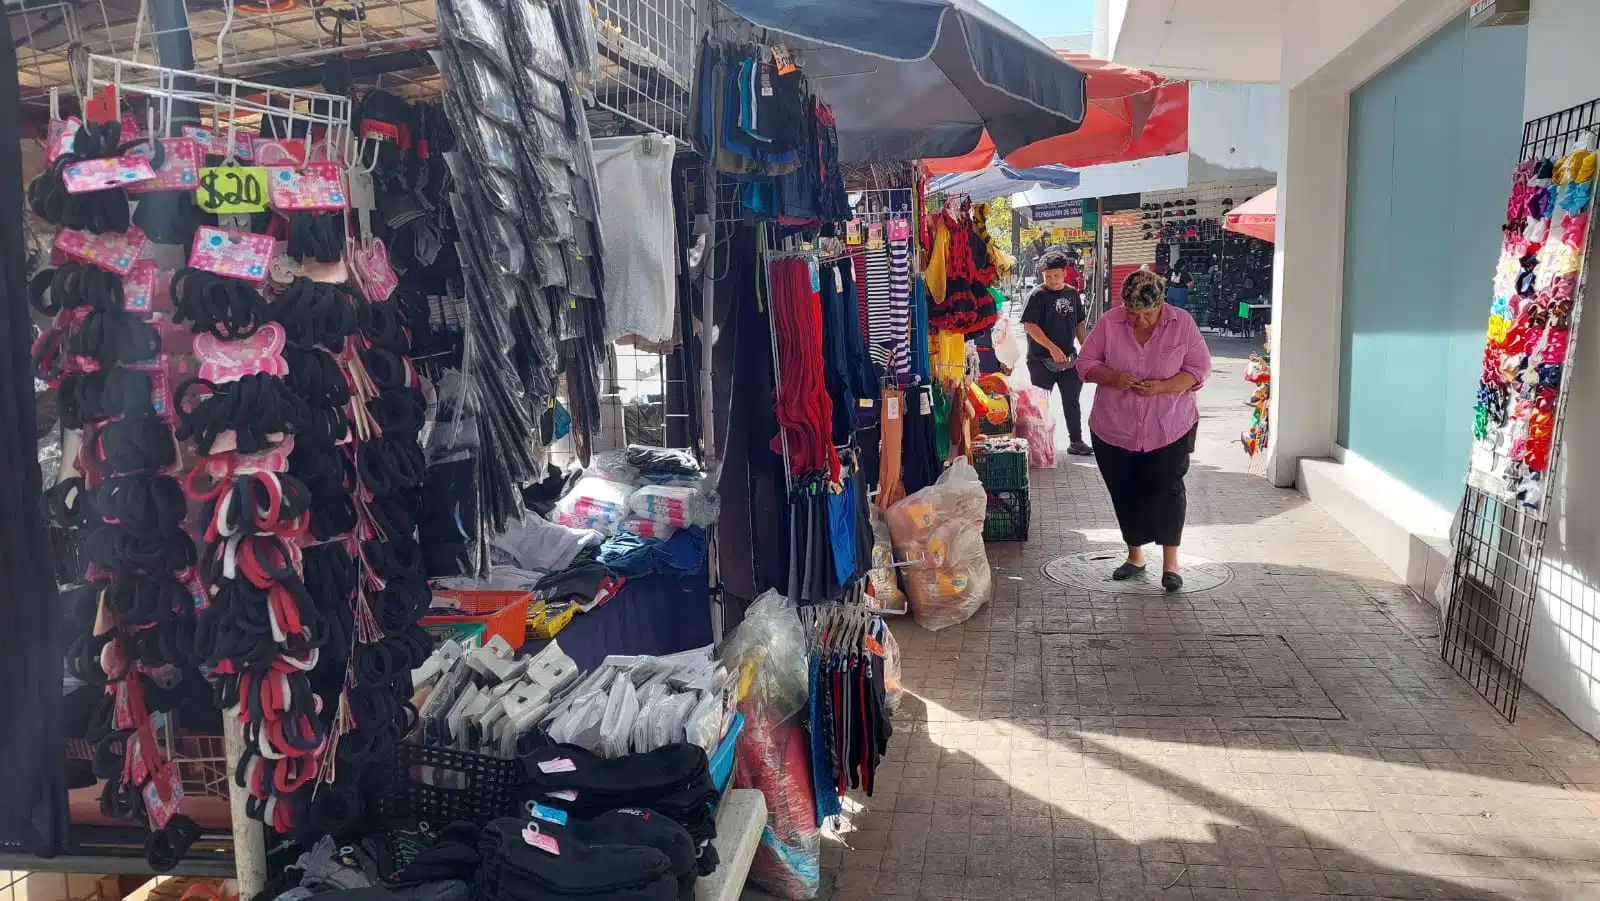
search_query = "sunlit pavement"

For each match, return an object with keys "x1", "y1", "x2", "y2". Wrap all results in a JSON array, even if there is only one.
[{"x1": 813, "y1": 337, "x2": 1600, "y2": 901}]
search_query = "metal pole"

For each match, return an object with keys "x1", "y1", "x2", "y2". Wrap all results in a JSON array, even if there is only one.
[
  {"x1": 222, "y1": 711, "x2": 266, "y2": 898},
  {"x1": 147, "y1": 0, "x2": 202, "y2": 130},
  {"x1": 1093, "y1": 198, "x2": 1108, "y2": 322}
]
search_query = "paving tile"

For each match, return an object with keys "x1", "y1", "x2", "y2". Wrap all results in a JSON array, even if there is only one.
[{"x1": 809, "y1": 340, "x2": 1600, "y2": 901}]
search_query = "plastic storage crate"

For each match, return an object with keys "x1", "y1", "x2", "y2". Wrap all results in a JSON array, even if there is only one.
[
  {"x1": 424, "y1": 590, "x2": 533, "y2": 650},
  {"x1": 983, "y1": 490, "x2": 1030, "y2": 541},
  {"x1": 378, "y1": 742, "x2": 523, "y2": 825},
  {"x1": 973, "y1": 446, "x2": 1029, "y2": 491}
]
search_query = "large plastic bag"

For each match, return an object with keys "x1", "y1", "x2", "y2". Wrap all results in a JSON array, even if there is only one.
[
  {"x1": 1013, "y1": 386, "x2": 1056, "y2": 468},
  {"x1": 992, "y1": 316, "x2": 1025, "y2": 371},
  {"x1": 722, "y1": 591, "x2": 818, "y2": 899},
  {"x1": 886, "y1": 458, "x2": 993, "y2": 632}
]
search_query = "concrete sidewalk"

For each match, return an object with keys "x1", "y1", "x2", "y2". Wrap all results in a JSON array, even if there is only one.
[{"x1": 817, "y1": 337, "x2": 1600, "y2": 901}]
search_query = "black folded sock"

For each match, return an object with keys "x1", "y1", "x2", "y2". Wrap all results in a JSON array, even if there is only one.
[{"x1": 476, "y1": 817, "x2": 676, "y2": 901}]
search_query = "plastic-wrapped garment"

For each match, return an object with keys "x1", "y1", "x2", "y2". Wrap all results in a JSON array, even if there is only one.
[
  {"x1": 508, "y1": 0, "x2": 570, "y2": 79},
  {"x1": 882, "y1": 625, "x2": 904, "y2": 714},
  {"x1": 550, "y1": 0, "x2": 600, "y2": 91},
  {"x1": 886, "y1": 458, "x2": 993, "y2": 632},
  {"x1": 722, "y1": 591, "x2": 818, "y2": 897},
  {"x1": 736, "y1": 712, "x2": 819, "y2": 900},
  {"x1": 1013, "y1": 386, "x2": 1056, "y2": 468},
  {"x1": 594, "y1": 135, "x2": 677, "y2": 345},
  {"x1": 454, "y1": 45, "x2": 519, "y2": 125},
  {"x1": 439, "y1": 0, "x2": 512, "y2": 73}
]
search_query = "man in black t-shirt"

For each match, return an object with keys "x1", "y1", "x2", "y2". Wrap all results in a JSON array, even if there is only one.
[{"x1": 1022, "y1": 250, "x2": 1092, "y2": 456}]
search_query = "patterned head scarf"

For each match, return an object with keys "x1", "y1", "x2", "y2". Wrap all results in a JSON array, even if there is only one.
[{"x1": 1122, "y1": 269, "x2": 1166, "y2": 311}]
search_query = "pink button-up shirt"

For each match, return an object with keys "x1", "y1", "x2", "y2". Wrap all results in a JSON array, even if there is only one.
[{"x1": 1076, "y1": 304, "x2": 1212, "y2": 452}]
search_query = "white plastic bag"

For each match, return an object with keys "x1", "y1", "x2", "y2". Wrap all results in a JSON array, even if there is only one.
[
  {"x1": 886, "y1": 458, "x2": 993, "y2": 632},
  {"x1": 992, "y1": 316, "x2": 1025, "y2": 370}
]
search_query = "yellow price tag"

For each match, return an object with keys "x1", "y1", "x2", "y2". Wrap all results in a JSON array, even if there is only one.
[{"x1": 196, "y1": 166, "x2": 269, "y2": 214}]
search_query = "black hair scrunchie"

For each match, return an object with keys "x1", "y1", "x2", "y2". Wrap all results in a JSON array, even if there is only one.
[
  {"x1": 69, "y1": 308, "x2": 162, "y2": 365},
  {"x1": 171, "y1": 267, "x2": 273, "y2": 340},
  {"x1": 175, "y1": 374, "x2": 309, "y2": 456},
  {"x1": 60, "y1": 367, "x2": 155, "y2": 429},
  {"x1": 286, "y1": 212, "x2": 345, "y2": 263},
  {"x1": 28, "y1": 120, "x2": 152, "y2": 233},
  {"x1": 94, "y1": 415, "x2": 177, "y2": 474},
  {"x1": 273, "y1": 278, "x2": 360, "y2": 349}
]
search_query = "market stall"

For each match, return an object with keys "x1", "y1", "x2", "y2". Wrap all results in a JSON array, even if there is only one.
[{"x1": 5, "y1": 1, "x2": 1085, "y2": 899}]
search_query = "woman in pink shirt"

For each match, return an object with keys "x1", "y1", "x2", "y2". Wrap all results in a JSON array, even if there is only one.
[{"x1": 1076, "y1": 270, "x2": 1213, "y2": 591}]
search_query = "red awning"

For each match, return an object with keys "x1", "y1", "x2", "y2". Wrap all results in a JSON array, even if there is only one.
[
  {"x1": 922, "y1": 52, "x2": 1189, "y2": 174},
  {"x1": 1224, "y1": 187, "x2": 1278, "y2": 243}
]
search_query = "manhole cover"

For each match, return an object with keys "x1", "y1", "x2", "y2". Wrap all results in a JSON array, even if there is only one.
[{"x1": 1041, "y1": 551, "x2": 1234, "y2": 594}]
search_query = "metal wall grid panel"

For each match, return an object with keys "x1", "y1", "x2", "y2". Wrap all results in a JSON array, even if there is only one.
[{"x1": 1440, "y1": 97, "x2": 1600, "y2": 722}]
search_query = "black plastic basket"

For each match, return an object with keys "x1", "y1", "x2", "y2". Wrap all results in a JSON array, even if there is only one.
[
  {"x1": 377, "y1": 742, "x2": 523, "y2": 825},
  {"x1": 974, "y1": 448, "x2": 1029, "y2": 491},
  {"x1": 983, "y1": 490, "x2": 1030, "y2": 541}
]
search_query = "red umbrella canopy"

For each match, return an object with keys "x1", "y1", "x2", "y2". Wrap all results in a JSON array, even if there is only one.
[
  {"x1": 922, "y1": 52, "x2": 1188, "y2": 174},
  {"x1": 1224, "y1": 187, "x2": 1278, "y2": 243}
]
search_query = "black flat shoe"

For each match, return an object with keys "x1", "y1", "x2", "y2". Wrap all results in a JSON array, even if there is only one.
[
  {"x1": 1111, "y1": 562, "x2": 1145, "y2": 581},
  {"x1": 1162, "y1": 572, "x2": 1183, "y2": 593}
]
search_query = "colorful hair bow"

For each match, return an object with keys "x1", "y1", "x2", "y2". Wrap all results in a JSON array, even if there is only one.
[
  {"x1": 1529, "y1": 186, "x2": 1555, "y2": 220},
  {"x1": 1512, "y1": 159, "x2": 1536, "y2": 188},
  {"x1": 1558, "y1": 180, "x2": 1593, "y2": 215}
]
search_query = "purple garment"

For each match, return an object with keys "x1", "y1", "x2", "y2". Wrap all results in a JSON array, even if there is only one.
[{"x1": 1076, "y1": 304, "x2": 1212, "y2": 452}]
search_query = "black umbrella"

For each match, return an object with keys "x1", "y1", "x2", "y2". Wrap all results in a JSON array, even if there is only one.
[{"x1": 716, "y1": 0, "x2": 1087, "y2": 162}]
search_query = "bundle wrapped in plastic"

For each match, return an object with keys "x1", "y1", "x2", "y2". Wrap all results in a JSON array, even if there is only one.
[
  {"x1": 722, "y1": 591, "x2": 818, "y2": 899},
  {"x1": 886, "y1": 458, "x2": 993, "y2": 632},
  {"x1": 1013, "y1": 386, "x2": 1056, "y2": 468},
  {"x1": 618, "y1": 514, "x2": 678, "y2": 540},
  {"x1": 550, "y1": 474, "x2": 636, "y2": 534},
  {"x1": 628, "y1": 483, "x2": 718, "y2": 529}
]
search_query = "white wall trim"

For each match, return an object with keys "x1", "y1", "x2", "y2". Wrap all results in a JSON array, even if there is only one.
[{"x1": 1333, "y1": 445, "x2": 1455, "y2": 538}]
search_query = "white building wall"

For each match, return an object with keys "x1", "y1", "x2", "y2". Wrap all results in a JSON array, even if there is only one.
[{"x1": 1187, "y1": 82, "x2": 1284, "y2": 180}]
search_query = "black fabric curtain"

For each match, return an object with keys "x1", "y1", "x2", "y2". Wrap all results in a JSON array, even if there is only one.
[
  {"x1": 0, "y1": 36, "x2": 71, "y2": 855},
  {"x1": 711, "y1": 221, "x2": 789, "y2": 617}
]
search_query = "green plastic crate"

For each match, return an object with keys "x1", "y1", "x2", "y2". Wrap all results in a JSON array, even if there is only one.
[
  {"x1": 974, "y1": 447, "x2": 1029, "y2": 491},
  {"x1": 983, "y1": 490, "x2": 1030, "y2": 542}
]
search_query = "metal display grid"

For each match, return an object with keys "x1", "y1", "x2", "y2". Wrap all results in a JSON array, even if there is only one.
[
  {"x1": 9, "y1": 0, "x2": 436, "y2": 107},
  {"x1": 11, "y1": 0, "x2": 695, "y2": 143},
  {"x1": 1440, "y1": 98, "x2": 1600, "y2": 722}
]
